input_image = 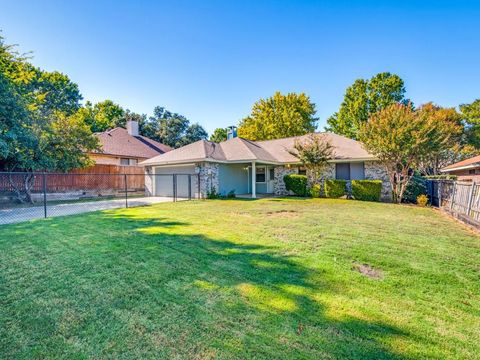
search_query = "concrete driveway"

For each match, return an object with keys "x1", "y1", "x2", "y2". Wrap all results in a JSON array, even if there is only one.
[{"x1": 0, "y1": 196, "x2": 182, "y2": 225}]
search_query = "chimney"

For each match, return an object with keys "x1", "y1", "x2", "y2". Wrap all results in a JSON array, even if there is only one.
[
  {"x1": 227, "y1": 126, "x2": 237, "y2": 140},
  {"x1": 126, "y1": 120, "x2": 139, "y2": 137}
]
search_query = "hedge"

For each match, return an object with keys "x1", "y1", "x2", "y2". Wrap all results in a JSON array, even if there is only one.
[
  {"x1": 324, "y1": 179, "x2": 347, "y2": 198},
  {"x1": 351, "y1": 180, "x2": 382, "y2": 202},
  {"x1": 284, "y1": 174, "x2": 308, "y2": 196}
]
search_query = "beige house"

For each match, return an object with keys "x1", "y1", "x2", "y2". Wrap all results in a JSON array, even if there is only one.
[
  {"x1": 90, "y1": 121, "x2": 171, "y2": 166},
  {"x1": 140, "y1": 130, "x2": 391, "y2": 200}
]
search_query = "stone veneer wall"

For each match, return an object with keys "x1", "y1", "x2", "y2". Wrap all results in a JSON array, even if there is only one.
[
  {"x1": 274, "y1": 161, "x2": 392, "y2": 201},
  {"x1": 195, "y1": 162, "x2": 219, "y2": 198},
  {"x1": 273, "y1": 166, "x2": 298, "y2": 195},
  {"x1": 364, "y1": 161, "x2": 391, "y2": 201}
]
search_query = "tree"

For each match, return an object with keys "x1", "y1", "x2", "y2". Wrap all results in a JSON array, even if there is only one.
[
  {"x1": 327, "y1": 72, "x2": 408, "y2": 139},
  {"x1": 238, "y1": 92, "x2": 318, "y2": 141},
  {"x1": 460, "y1": 99, "x2": 480, "y2": 148},
  {"x1": 209, "y1": 127, "x2": 227, "y2": 142},
  {"x1": 78, "y1": 100, "x2": 125, "y2": 133},
  {"x1": 287, "y1": 134, "x2": 334, "y2": 185},
  {"x1": 358, "y1": 103, "x2": 456, "y2": 203},
  {"x1": 145, "y1": 106, "x2": 208, "y2": 148},
  {"x1": 0, "y1": 35, "x2": 99, "y2": 202},
  {"x1": 415, "y1": 103, "x2": 470, "y2": 175}
]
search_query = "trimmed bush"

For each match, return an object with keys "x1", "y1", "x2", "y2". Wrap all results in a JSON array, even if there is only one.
[
  {"x1": 284, "y1": 174, "x2": 308, "y2": 196},
  {"x1": 424, "y1": 174, "x2": 457, "y2": 180},
  {"x1": 310, "y1": 184, "x2": 321, "y2": 198},
  {"x1": 324, "y1": 179, "x2": 347, "y2": 198},
  {"x1": 351, "y1": 180, "x2": 382, "y2": 202}
]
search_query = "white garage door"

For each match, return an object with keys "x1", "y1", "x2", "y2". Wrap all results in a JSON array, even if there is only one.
[{"x1": 154, "y1": 165, "x2": 196, "y2": 198}]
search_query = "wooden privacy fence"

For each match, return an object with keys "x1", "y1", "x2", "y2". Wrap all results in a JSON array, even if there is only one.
[
  {"x1": 432, "y1": 180, "x2": 480, "y2": 225},
  {"x1": 0, "y1": 165, "x2": 145, "y2": 193}
]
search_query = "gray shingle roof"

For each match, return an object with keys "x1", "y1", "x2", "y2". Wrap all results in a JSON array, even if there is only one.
[{"x1": 140, "y1": 132, "x2": 375, "y2": 166}]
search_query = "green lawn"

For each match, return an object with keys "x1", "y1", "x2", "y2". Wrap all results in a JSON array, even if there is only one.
[{"x1": 1, "y1": 198, "x2": 479, "y2": 359}]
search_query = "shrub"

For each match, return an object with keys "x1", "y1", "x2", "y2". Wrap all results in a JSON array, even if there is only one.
[
  {"x1": 403, "y1": 174, "x2": 427, "y2": 203},
  {"x1": 226, "y1": 190, "x2": 236, "y2": 198},
  {"x1": 206, "y1": 188, "x2": 221, "y2": 199},
  {"x1": 351, "y1": 180, "x2": 382, "y2": 202},
  {"x1": 284, "y1": 174, "x2": 308, "y2": 196},
  {"x1": 417, "y1": 194, "x2": 428, "y2": 207},
  {"x1": 310, "y1": 184, "x2": 321, "y2": 198},
  {"x1": 324, "y1": 179, "x2": 347, "y2": 198}
]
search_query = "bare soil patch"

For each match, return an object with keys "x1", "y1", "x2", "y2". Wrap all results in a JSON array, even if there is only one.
[
  {"x1": 266, "y1": 210, "x2": 299, "y2": 218},
  {"x1": 352, "y1": 262, "x2": 383, "y2": 279}
]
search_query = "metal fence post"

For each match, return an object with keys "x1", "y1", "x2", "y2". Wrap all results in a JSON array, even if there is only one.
[
  {"x1": 467, "y1": 182, "x2": 476, "y2": 217},
  {"x1": 124, "y1": 173, "x2": 128, "y2": 208},
  {"x1": 42, "y1": 172, "x2": 47, "y2": 218}
]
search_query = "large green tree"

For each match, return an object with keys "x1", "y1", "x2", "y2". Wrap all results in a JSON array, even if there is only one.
[
  {"x1": 78, "y1": 100, "x2": 126, "y2": 133},
  {"x1": 142, "y1": 106, "x2": 208, "y2": 148},
  {"x1": 238, "y1": 92, "x2": 318, "y2": 141},
  {"x1": 209, "y1": 127, "x2": 227, "y2": 143},
  {"x1": 460, "y1": 99, "x2": 480, "y2": 148},
  {"x1": 0, "y1": 35, "x2": 99, "y2": 202},
  {"x1": 327, "y1": 72, "x2": 408, "y2": 139}
]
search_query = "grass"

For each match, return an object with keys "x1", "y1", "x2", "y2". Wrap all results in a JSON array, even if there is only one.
[{"x1": 1, "y1": 198, "x2": 479, "y2": 359}]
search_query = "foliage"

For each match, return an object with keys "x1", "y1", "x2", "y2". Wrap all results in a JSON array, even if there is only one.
[
  {"x1": 238, "y1": 92, "x2": 317, "y2": 141},
  {"x1": 143, "y1": 106, "x2": 208, "y2": 148},
  {"x1": 283, "y1": 174, "x2": 308, "y2": 196},
  {"x1": 0, "y1": 35, "x2": 99, "y2": 202},
  {"x1": 287, "y1": 133, "x2": 334, "y2": 184},
  {"x1": 415, "y1": 103, "x2": 467, "y2": 175},
  {"x1": 78, "y1": 100, "x2": 126, "y2": 133},
  {"x1": 416, "y1": 194, "x2": 429, "y2": 207},
  {"x1": 310, "y1": 183, "x2": 321, "y2": 198},
  {"x1": 358, "y1": 103, "x2": 457, "y2": 203},
  {"x1": 206, "y1": 187, "x2": 221, "y2": 199},
  {"x1": 351, "y1": 180, "x2": 382, "y2": 202},
  {"x1": 210, "y1": 127, "x2": 228, "y2": 142},
  {"x1": 326, "y1": 72, "x2": 408, "y2": 139},
  {"x1": 403, "y1": 174, "x2": 427, "y2": 204},
  {"x1": 324, "y1": 179, "x2": 347, "y2": 198},
  {"x1": 460, "y1": 99, "x2": 480, "y2": 148},
  {"x1": 226, "y1": 190, "x2": 236, "y2": 198}
]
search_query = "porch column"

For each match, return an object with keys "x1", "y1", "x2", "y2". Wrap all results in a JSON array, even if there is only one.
[{"x1": 251, "y1": 161, "x2": 256, "y2": 198}]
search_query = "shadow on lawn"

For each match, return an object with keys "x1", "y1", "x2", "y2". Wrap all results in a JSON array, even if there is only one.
[
  {"x1": 92, "y1": 211, "x2": 410, "y2": 359},
  {"x1": 2, "y1": 210, "x2": 409, "y2": 359}
]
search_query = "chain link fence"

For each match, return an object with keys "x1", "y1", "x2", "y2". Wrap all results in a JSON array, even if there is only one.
[{"x1": 0, "y1": 172, "x2": 200, "y2": 225}]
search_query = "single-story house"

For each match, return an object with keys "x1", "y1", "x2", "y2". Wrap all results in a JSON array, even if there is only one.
[
  {"x1": 140, "y1": 129, "x2": 390, "y2": 200},
  {"x1": 441, "y1": 155, "x2": 480, "y2": 180},
  {"x1": 90, "y1": 120, "x2": 171, "y2": 166}
]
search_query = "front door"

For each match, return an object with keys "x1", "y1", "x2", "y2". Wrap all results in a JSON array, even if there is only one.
[{"x1": 267, "y1": 167, "x2": 275, "y2": 193}]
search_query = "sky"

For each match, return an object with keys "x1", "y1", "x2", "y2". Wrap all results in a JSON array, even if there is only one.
[{"x1": 1, "y1": 0, "x2": 479, "y2": 134}]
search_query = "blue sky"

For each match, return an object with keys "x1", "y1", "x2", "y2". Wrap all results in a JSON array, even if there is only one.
[{"x1": 1, "y1": 0, "x2": 479, "y2": 134}]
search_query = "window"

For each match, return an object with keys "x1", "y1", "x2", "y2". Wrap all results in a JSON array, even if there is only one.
[
  {"x1": 335, "y1": 162, "x2": 365, "y2": 180},
  {"x1": 469, "y1": 169, "x2": 476, "y2": 175},
  {"x1": 120, "y1": 158, "x2": 138, "y2": 166},
  {"x1": 335, "y1": 163, "x2": 350, "y2": 180},
  {"x1": 298, "y1": 168, "x2": 307, "y2": 176},
  {"x1": 269, "y1": 168, "x2": 275, "y2": 180},
  {"x1": 256, "y1": 167, "x2": 266, "y2": 183}
]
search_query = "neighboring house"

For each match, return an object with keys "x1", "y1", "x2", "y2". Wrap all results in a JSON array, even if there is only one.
[
  {"x1": 140, "y1": 128, "x2": 391, "y2": 200},
  {"x1": 90, "y1": 120, "x2": 171, "y2": 166},
  {"x1": 441, "y1": 155, "x2": 480, "y2": 180}
]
